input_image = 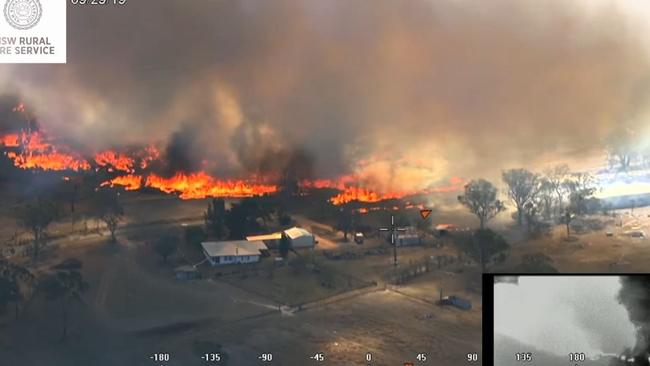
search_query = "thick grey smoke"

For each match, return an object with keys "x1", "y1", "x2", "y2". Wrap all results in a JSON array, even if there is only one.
[
  {"x1": 1, "y1": 0, "x2": 649, "y2": 186},
  {"x1": 617, "y1": 276, "x2": 650, "y2": 364}
]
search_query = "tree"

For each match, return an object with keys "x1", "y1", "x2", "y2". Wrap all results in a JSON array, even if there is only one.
[
  {"x1": 337, "y1": 207, "x2": 353, "y2": 241},
  {"x1": 561, "y1": 210, "x2": 575, "y2": 238},
  {"x1": 90, "y1": 189, "x2": 124, "y2": 243},
  {"x1": 17, "y1": 198, "x2": 59, "y2": 261},
  {"x1": 514, "y1": 253, "x2": 558, "y2": 273},
  {"x1": 564, "y1": 172, "x2": 597, "y2": 196},
  {"x1": 536, "y1": 178, "x2": 554, "y2": 221},
  {"x1": 471, "y1": 229, "x2": 510, "y2": 271},
  {"x1": 204, "y1": 198, "x2": 228, "y2": 239},
  {"x1": 502, "y1": 169, "x2": 541, "y2": 226},
  {"x1": 0, "y1": 259, "x2": 35, "y2": 318},
  {"x1": 278, "y1": 210, "x2": 292, "y2": 227},
  {"x1": 225, "y1": 199, "x2": 264, "y2": 239},
  {"x1": 184, "y1": 226, "x2": 205, "y2": 250},
  {"x1": 606, "y1": 127, "x2": 638, "y2": 173},
  {"x1": 563, "y1": 172, "x2": 598, "y2": 218},
  {"x1": 154, "y1": 234, "x2": 178, "y2": 262},
  {"x1": 279, "y1": 232, "x2": 291, "y2": 258},
  {"x1": 39, "y1": 259, "x2": 89, "y2": 340},
  {"x1": 544, "y1": 164, "x2": 570, "y2": 216},
  {"x1": 457, "y1": 179, "x2": 505, "y2": 229}
]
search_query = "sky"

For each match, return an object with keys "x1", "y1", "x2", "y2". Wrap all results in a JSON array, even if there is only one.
[{"x1": 1, "y1": 0, "x2": 649, "y2": 190}]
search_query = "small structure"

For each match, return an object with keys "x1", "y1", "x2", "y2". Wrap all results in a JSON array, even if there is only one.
[
  {"x1": 175, "y1": 265, "x2": 200, "y2": 280},
  {"x1": 395, "y1": 233, "x2": 421, "y2": 246},
  {"x1": 284, "y1": 227, "x2": 316, "y2": 249},
  {"x1": 201, "y1": 240, "x2": 268, "y2": 266}
]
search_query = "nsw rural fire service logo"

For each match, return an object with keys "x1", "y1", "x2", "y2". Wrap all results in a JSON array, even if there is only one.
[{"x1": 4, "y1": 0, "x2": 42, "y2": 30}]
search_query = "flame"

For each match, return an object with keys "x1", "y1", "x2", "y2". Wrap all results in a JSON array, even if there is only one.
[
  {"x1": 95, "y1": 150, "x2": 135, "y2": 173},
  {"x1": 2, "y1": 130, "x2": 90, "y2": 172},
  {"x1": 139, "y1": 145, "x2": 160, "y2": 169},
  {"x1": 146, "y1": 172, "x2": 278, "y2": 199},
  {"x1": 1, "y1": 134, "x2": 19, "y2": 147},
  {"x1": 101, "y1": 175, "x2": 143, "y2": 191},
  {"x1": 1, "y1": 103, "x2": 463, "y2": 203},
  {"x1": 330, "y1": 187, "x2": 404, "y2": 205}
]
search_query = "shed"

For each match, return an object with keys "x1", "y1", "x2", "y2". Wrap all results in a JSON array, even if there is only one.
[{"x1": 284, "y1": 227, "x2": 316, "y2": 249}]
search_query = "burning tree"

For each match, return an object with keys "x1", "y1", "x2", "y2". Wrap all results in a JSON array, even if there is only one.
[
  {"x1": 502, "y1": 169, "x2": 541, "y2": 226},
  {"x1": 17, "y1": 198, "x2": 59, "y2": 261},
  {"x1": 458, "y1": 179, "x2": 505, "y2": 229}
]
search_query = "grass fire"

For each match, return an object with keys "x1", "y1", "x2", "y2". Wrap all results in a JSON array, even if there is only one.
[{"x1": 1, "y1": 1, "x2": 650, "y2": 365}]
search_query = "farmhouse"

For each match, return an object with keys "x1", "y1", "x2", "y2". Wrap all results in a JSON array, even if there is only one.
[{"x1": 201, "y1": 240, "x2": 268, "y2": 266}]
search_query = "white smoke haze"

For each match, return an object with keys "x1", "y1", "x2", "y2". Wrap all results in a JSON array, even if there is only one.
[
  {"x1": 495, "y1": 276, "x2": 636, "y2": 358},
  {"x1": 1, "y1": 0, "x2": 649, "y2": 186}
]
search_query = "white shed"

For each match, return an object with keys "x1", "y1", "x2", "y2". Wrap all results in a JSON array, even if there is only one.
[{"x1": 284, "y1": 227, "x2": 316, "y2": 249}]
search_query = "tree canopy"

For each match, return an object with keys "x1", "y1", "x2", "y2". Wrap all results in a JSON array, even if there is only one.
[{"x1": 458, "y1": 179, "x2": 505, "y2": 229}]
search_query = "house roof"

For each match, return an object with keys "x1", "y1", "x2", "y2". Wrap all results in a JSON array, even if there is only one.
[
  {"x1": 246, "y1": 232, "x2": 282, "y2": 241},
  {"x1": 201, "y1": 240, "x2": 267, "y2": 257},
  {"x1": 284, "y1": 227, "x2": 313, "y2": 240}
]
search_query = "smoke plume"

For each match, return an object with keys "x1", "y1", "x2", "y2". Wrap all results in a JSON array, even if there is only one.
[{"x1": 1, "y1": 0, "x2": 649, "y2": 188}]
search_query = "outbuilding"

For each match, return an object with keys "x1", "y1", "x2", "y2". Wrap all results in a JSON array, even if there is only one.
[
  {"x1": 284, "y1": 227, "x2": 316, "y2": 249},
  {"x1": 175, "y1": 265, "x2": 201, "y2": 280}
]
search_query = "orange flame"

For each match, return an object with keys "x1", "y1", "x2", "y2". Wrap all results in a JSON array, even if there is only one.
[
  {"x1": 95, "y1": 150, "x2": 135, "y2": 173},
  {"x1": 1, "y1": 134, "x2": 19, "y2": 147},
  {"x1": 1, "y1": 104, "x2": 464, "y2": 202},
  {"x1": 139, "y1": 145, "x2": 160, "y2": 169},
  {"x1": 146, "y1": 171, "x2": 278, "y2": 199},
  {"x1": 330, "y1": 187, "x2": 404, "y2": 205},
  {"x1": 101, "y1": 175, "x2": 143, "y2": 191},
  {"x1": 2, "y1": 130, "x2": 91, "y2": 171}
]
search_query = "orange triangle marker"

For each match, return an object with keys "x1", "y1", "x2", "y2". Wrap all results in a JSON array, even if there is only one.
[{"x1": 419, "y1": 209, "x2": 432, "y2": 220}]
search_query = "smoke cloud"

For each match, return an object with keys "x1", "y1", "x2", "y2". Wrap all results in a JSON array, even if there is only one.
[{"x1": 1, "y1": 0, "x2": 649, "y2": 189}]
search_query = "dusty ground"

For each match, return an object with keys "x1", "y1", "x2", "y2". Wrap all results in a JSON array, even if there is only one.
[
  {"x1": 496, "y1": 206, "x2": 650, "y2": 273},
  {"x1": 0, "y1": 195, "x2": 484, "y2": 366}
]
